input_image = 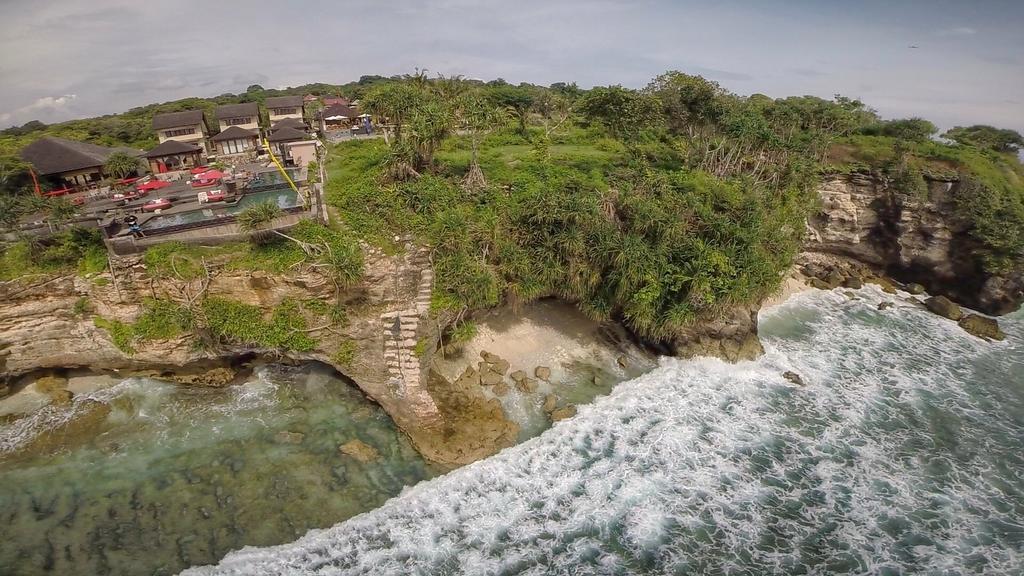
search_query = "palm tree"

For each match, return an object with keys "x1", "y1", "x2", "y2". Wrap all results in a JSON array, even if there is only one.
[
  {"x1": 237, "y1": 202, "x2": 324, "y2": 256},
  {"x1": 461, "y1": 95, "x2": 508, "y2": 191},
  {"x1": 104, "y1": 152, "x2": 141, "y2": 179}
]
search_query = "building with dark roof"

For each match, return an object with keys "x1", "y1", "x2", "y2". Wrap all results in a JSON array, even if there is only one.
[
  {"x1": 151, "y1": 109, "x2": 210, "y2": 157},
  {"x1": 210, "y1": 125, "x2": 259, "y2": 157},
  {"x1": 270, "y1": 117, "x2": 308, "y2": 131},
  {"x1": 265, "y1": 95, "x2": 304, "y2": 123},
  {"x1": 141, "y1": 140, "x2": 203, "y2": 173},
  {"x1": 214, "y1": 102, "x2": 260, "y2": 132},
  {"x1": 20, "y1": 136, "x2": 143, "y2": 187}
]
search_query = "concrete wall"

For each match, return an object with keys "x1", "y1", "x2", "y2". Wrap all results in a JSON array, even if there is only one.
[
  {"x1": 287, "y1": 141, "x2": 317, "y2": 168},
  {"x1": 106, "y1": 212, "x2": 310, "y2": 255}
]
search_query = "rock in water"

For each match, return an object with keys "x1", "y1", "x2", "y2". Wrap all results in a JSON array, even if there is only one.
[
  {"x1": 274, "y1": 431, "x2": 305, "y2": 445},
  {"x1": 491, "y1": 358, "x2": 510, "y2": 375},
  {"x1": 924, "y1": 295, "x2": 963, "y2": 321},
  {"x1": 809, "y1": 278, "x2": 832, "y2": 290},
  {"x1": 958, "y1": 314, "x2": 1006, "y2": 341},
  {"x1": 550, "y1": 405, "x2": 577, "y2": 422},
  {"x1": 480, "y1": 371, "x2": 503, "y2": 386},
  {"x1": 542, "y1": 394, "x2": 557, "y2": 413},
  {"x1": 867, "y1": 277, "x2": 898, "y2": 294},
  {"x1": 843, "y1": 275, "x2": 863, "y2": 289},
  {"x1": 905, "y1": 283, "x2": 925, "y2": 295},
  {"x1": 509, "y1": 370, "x2": 526, "y2": 384},
  {"x1": 493, "y1": 381, "x2": 510, "y2": 396},
  {"x1": 878, "y1": 301, "x2": 894, "y2": 311},
  {"x1": 782, "y1": 371, "x2": 805, "y2": 386},
  {"x1": 616, "y1": 356, "x2": 628, "y2": 369},
  {"x1": 534, "y1": 366, "x2": 551, "y2": 381},
  {"x1": 516, "y1": 377, "x2": 538, "y2": 394},
  {"x1": 338, "y1": 439, "x2": 380, "y2": 463}
]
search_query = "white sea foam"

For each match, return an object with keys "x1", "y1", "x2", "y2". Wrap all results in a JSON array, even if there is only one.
[{"x1": 163, "y1": 291, "x2": 1024, "y2": 573}]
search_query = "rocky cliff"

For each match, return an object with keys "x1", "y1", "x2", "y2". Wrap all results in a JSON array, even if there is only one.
[
  {"x1": 806, "y1": 172, "x2": 1024, "y2": 315},
  {"x1": 0, "y1": 245, "x2": 518, "y2": 466}
]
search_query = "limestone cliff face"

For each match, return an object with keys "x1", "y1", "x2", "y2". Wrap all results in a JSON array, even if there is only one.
[
  {"x1": 0, "y1": 246, "x2": 517, "y2": 466},
  {"x1": 806, "y1": 172, "x2": 1023, "y2": 315}
]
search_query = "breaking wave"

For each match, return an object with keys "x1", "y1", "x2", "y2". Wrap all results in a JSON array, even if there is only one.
[{"x1": 185, "y1": 287, "x2": 1024, "y2": 575}]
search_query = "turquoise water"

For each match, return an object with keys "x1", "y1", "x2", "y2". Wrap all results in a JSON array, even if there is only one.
[
  {"x1": 0, "y1": 365, "x2": 438, "y2": 576},
  {"x1": 187, "y1": 287, "x2": 1024, "y2": 575},
  {"x1": 140, "y1": 188, "x2": 301, "y2": 230}
]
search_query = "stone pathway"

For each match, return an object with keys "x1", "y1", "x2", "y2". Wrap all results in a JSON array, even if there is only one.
[{"x1": 380, "y1": 251, "x2": 433, "y2": 397}]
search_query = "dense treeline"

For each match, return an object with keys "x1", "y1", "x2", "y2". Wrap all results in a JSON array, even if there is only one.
[{"x1": 321, "y1": 70, "x2": 1023, "y2": 342}]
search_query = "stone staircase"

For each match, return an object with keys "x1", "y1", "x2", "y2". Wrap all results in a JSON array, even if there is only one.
[{"x1": 380, "y1": 251, "x2": 434, "y2": 397}]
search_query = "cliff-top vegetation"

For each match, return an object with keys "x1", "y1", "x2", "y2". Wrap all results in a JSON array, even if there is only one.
[{"x1": 323, "y1": 71, "x2": 1023, "y2": 344}]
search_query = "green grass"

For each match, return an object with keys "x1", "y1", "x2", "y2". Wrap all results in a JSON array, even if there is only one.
[
  {"x1": 0, "y1": 229, "x2": 108, "y2": 281},
  {"x1": 201, "y1": 297, "x2": 317, "y2": 352}
]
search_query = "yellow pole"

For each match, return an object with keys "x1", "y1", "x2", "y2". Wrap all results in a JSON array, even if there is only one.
[{"x1": 263, "y1": 137, "x2": 300, "y2": 196}]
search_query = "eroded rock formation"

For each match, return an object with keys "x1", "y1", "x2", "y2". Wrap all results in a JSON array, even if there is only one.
[
  {"x1": 806, "y1": 172, "x2": 1023, "y2": 315},
  {"x1": 0, "y1": 244, "x2": 516, "y2": 466}
]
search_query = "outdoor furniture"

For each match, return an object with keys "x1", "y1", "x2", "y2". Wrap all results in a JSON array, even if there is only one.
[
  {"x1": 142, "y1": 198, "x2": 172, "y2": 212},
  {"x1": 137, "y1": 180, "x2": 171, "y2": 192}
]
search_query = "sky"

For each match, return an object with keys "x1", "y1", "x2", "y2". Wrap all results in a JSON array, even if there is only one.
[{"x1": 0, "y1": 0, "x2": 1021, "y2": 134}]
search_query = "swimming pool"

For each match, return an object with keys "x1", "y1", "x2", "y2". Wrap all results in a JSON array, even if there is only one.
[{"x1": 140, "y1": 187, "x2": 303, "y2": 231}]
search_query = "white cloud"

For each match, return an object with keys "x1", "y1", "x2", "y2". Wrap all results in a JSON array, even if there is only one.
[{"x1": 0, "y1": 94, "x2": 77, "y2": 124}]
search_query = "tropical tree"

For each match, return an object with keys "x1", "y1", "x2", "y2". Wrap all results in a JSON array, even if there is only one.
[
  {"x1": 645, "y1": 71, "x2": 729, "y2": 139},
  {"x1": 943, "y1": 125, "x2": 1024, "y2": 154},
  {"x1": 104, "y1": 152, "x2": 141, "y2": 179},
  {"x1": 577, "y1": 85, "x2": 662, "y2": 141},
  {"x1": 460, "y1": 94, "x2": 508, "y2": 191},
  {"x1": 489, "y1": 85, "x2": 535, "y2": 136},
  {"x1": 863, "y1": 117, "x2": 938, "y2": 142}
]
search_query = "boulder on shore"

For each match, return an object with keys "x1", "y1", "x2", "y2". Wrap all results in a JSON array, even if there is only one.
[
  {"x1": 924, "y1": 295, "x2": 963, "y2": 321},
  {"x1": 958, "y1": 314, "x2": 1006, "y2": 341},
  {"x1": 534, "y1": 366, "x2": 551, "y2": 381},
  {"x1": 905, "y1": 283, "x2": 925, "y2": 295},
  {"x1": 509, "y1": 370, "x2": 526, "y2": 384}
]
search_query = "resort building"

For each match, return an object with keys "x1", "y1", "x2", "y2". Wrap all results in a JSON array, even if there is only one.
[
  {"x1": 321, "y1": 104, "x2": 371, "y2": 133},
  {"x1": 215, "y1": 102, "x2": 260, "y2": 132},
  {"x1": 151, "y1": 110, "x2": 211, "y2": 157},
  {"x1": 141, "y1": 140, "x2": 204, "y2": 173},
  {"x1": 266, "y1": 126, "x2": 310, "y2": 161},
  {"x1": 270, "y1": 117, "x2": 308, "y2": 133},
  {"x1": 322, "y1": 96, "x2": 351, "y2": 108},
  {"x1": 211, "y1": 125, "x2": 260, "y2": 158},
  {"x1": 20, "y1": 136, "x2": 143, "y2": 187},
  {"x1": 265, "y1": 95, "x2": 304, "y2": 123}
]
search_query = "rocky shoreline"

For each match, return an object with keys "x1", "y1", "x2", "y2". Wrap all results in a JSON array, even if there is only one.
[{"x1": 1, "y1": 171, "x2": 1020, "y2": 467}]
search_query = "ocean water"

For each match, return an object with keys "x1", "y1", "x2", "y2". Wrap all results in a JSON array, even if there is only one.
[
  {"x1": 185, "y1": 287, "x2": 1024, "y2": 575},
  {"x1": 0, "y1": 364, "x2": 438, "y2": 576}
]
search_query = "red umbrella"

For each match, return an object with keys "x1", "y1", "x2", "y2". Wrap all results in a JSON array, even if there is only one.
[{"x1": 137, "y1": 180, "x2": 171, "y2": 192}]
